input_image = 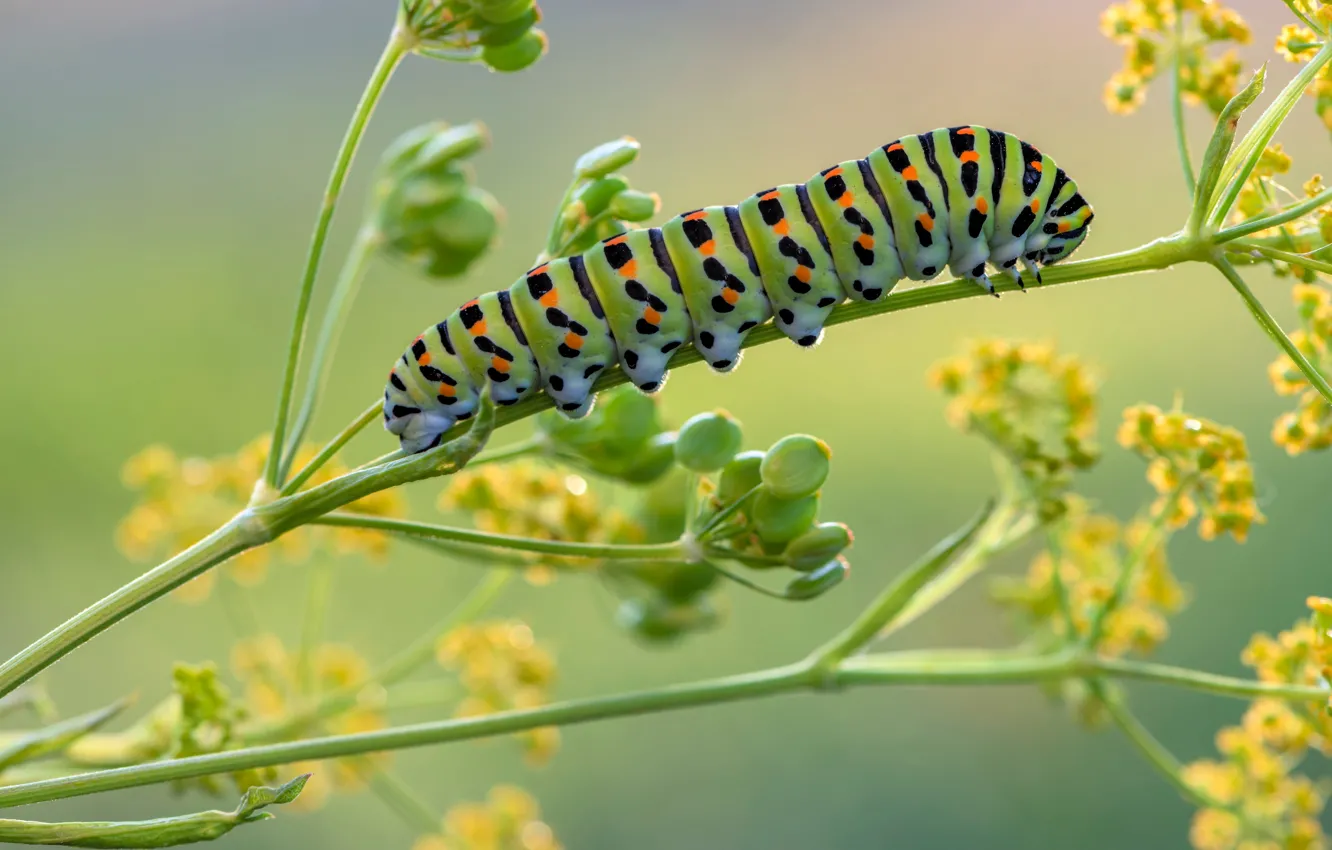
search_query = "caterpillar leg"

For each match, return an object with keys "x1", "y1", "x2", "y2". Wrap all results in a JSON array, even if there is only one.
[
  {"x1": 962, "y1": 263, "x2": 999, "y2": 298},
  {"x1": 1022, "y1": 255, "x2": 1044, "y2": 286},
  {"x1": 998, "y1": 258, "x2": 1025, "y2": 290}
]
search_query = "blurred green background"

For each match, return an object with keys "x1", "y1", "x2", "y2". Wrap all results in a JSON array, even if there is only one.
[{"x1": 2, "y1": 1, "x2": 1329, "y2": 847}]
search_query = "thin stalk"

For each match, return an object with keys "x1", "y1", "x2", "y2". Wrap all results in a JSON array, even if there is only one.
[
  {"x1": 1083, "y1": 485, "x2": 1186, "y2": 650},
  {"x1": 295, "y1": 561, "x2": 337, "y2": 696},
  {"x1": 366, "y1": 769, "x2": 441, "y2": 835},
  {"x1": 1215, "y1": 187, "x2": 1332, "y2": 243},
  {"x1": 1229, "y1": 242, "x2": 1332, "y2": 276},
  {"x1": 1170, "y1": 12, "x2": 1196, "y2": 195},
  {"x1": 465, "y1": 435, "x2": 548, "y2": 467},
  {"x1": 0, "y1": 517, "x2": 258, "y2": 701},
  {"x1": 262, "y1": 29, "x2": 411, "y2": 490},
  {"x1": 1093, "y1": 655, "x2": 1327, "y2": 701},
  {"x1": 1214, "y1": 257, "x2": 1332, "y2": 405},
  {"x1": 1280, "y1": 0, "x2": 1323, "y2": 33},
  {"x1": 281, "y1": 402, "x2": 383, "y2": 496},
  {"x1": 1094, "y1": 680, "x2": 1218, "y2": 809},
  {"x1": 312, "y1": 513, "x2": 687, "y2": 561},
  {"x1": 279, "y1": 227, "x2": 383, "y2": 481}
]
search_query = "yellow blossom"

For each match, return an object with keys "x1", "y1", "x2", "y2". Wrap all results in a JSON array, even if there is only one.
[
  {"x1": 1105, "y1": 69, "x2": 1148, "y2": 114},
  {"x1": 1276, "y1": 23, "x2": 1320, "y2": 63},
  {"x1": 415, "y1": 785, "x2": 563, "y2": 850},
  {"x1": 1269, "y1": 287, "x2": 1332, "y2": 455},
  {"x1": 116, "y1": 436, "x2": 406, "y2": 602}
]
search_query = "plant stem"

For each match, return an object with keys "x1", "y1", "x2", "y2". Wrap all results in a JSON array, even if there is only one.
[
  {"x1": 0, "y1": 517, "x2": 258, "y2": 702},
  {"x1": 1170, "y1": 12, "x2": 1196, "y2": 196},
  {"x1": 1094, "y1": 679, "x2": 1218, "y2": 809},
  {"x1": 310, "y1": 513, "x2": 687, "y2": 561},
  {"x1": 281, "y1": 402, "x2": 383, "y2": 497},
  {"x1": 465, "y1": 435, "x2": 549, "y2": 467},
  {"x1": 0, "y1": 646, "x2": 1324, "y2": 810},
  {"x1": 1230, "y1": 243, "x2": 1332, "y2": 276},
  {"x1": 279, "y1": 227, "x2": 384, "y2": 481},
  {"x1": 1214, "y1": 257, "x2": 1332, "y2": 405},
  {"x1": 295, "y1": 561, "x2": 337, "y2": 696},
  {"x1": 262, "y1": 29, "x2": 410, "y2": 491},
  {"x1": 1215, "y1": 188, "x2": 1332, "y2": 244}
]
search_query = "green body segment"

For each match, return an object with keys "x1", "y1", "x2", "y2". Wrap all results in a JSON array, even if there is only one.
[
  {"x1": 581, "y1": 227, "x2": 692, "y2": 392},
  {"x1": 738, "y1": 184, "x2": 841, "y2": 347},
  {"x1": 805, "y1": 159, "x2": 904, "y2": 302},
  {"x1": 383, "y1": 127, "x2": 1095, "y2": 455},
  {"x1": 866, "y1": 135, "x2": 952, "y2": 281},
  {"x1": 507, "y1": 255, "x2": 618, "y2": 418},
  {"x1": 661, "y1": 206, "x2": 771, "y2": 371},
  {"x1": 444, "y1": 290, "x2": 541, "y2": 408}
]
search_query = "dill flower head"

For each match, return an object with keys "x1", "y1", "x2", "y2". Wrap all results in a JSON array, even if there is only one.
[
  {"x1": 928, "y1": 339, "x2": 1099, "y2": 516},
  {"x1": 116, "y1": 436, "x2": 405, "y2": 601},
  {"x1": 1270, "y1": 285, "x2": 1332, "y2": 455},
  {"x1": 437, "y1": 620, "x2": 560, "y2": 765},
  {"x1": 1117, "y1": 404, "x2": 1264, "y2": 542},
  {"x1": 412, "y1": 785, "x2": 563, "y2": 850}
]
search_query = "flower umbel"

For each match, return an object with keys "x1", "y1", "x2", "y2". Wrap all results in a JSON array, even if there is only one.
[
  {"x1": 412, "y1": 785, "x2": 563, "y2": 850},
  {"x1": 1270, "y1": 284, "x2": 1332, "y2": 454}
]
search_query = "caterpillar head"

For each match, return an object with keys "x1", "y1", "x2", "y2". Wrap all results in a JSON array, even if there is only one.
[{"x1": 1031, "y1": 169, "x2": 1093, "y2": 266}]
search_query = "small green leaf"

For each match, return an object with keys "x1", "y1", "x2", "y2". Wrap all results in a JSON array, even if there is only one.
[
  {"x1": 0, "y1": 697, "x2": 133, "y2": 771},
  {"x1": 0, "y1": 774, "x2": 310, "y2": 847},
  {"x1": 1188, "y1": 64, "x2": 1265, "y2": 232}
]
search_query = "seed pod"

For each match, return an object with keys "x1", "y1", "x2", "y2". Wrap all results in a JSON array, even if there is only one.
[
  {"x1": 654, "y1": 560, "x2": 721, "y2": 603},
  {"x1": 784, "y1": 522, "x2": 853, "y2": 572},
  {"x1": 481, "y1": 28, "x2": 547, "y2": 73},
  {"x1": 615, "y1": 432, "x2": 678, "y2": 484},
  {"x1": 574, "y1": 175, "x2": 631, "y2": 219},
  {"x1": 751, "y1": 490, "x2": 819, "y2": 545},
  {"x1": 574, "y1": 137, "x2": 641, "y2": 180},
  {"x1": 477, "y1": 0, "x2": 536, "y2": 24},
  {"x1": 616, "y1": 597, "x2": 717, "y2": 643},
  {"x1": 674, "y1": 411, "x2": 743, "y2": 473},
  {"x1": 608, "y1": 190, "x2": 661, "y2": 222},
  {"x1": 760, "y1": 435, "x2": 831, "y2": 500},
  {"x1": 717, "y1": 450, "x2": 765, "y2": 504},
  {"x1": 478, "y1": 5, "x2": 540, "y2": 46},
  {"x1": 784, "y1": 557, "x2": 849, "y2": 600}
]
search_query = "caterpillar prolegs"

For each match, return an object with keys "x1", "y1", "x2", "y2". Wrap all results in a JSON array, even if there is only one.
[{"x1": 384, "y1": 126, "x2": 1095, "y2": 453}]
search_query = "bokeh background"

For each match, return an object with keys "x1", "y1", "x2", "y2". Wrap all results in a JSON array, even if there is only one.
[{"x1": 2, "y1": 1, "x2": 1329, "y2": 847}]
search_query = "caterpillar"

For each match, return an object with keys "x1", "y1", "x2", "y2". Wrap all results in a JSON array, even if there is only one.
[{"x1": 383, "y1": 126, "x2": 1094, "y2": 454}]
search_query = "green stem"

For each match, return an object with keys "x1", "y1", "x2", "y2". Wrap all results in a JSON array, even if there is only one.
[
  {"x1": 366, "y1": 769, "x2": 441, "y2": 835},
  {"x1": 0, "y1": 646, "x2": 1324, "y2": 810},
  {"x1": 311, "y1": 513, "x2": 687, "y2": 561},
  {"x1": 1229, "y1": 242, "x2": 1332, "y2": 276},
  {"x1": 465, "y1": 435, "x2": 549, "y2": 467},
  {"x1": 1093, "y1": 679, "x2": 1218, "y2": 809},
  {"x1": 279, "y1": 227, "x2": 384, "y2": 481},
  {"x1": 262, "y1": 28, "x2": 410, "y2": 490},
  {"x1": 295, "y1": 561, "x2": 337, "y2": 696},
  {"x1": 1280, "y1": 0, "x2": 1323, "y2": 33},
  {"x1": 1215, "y1": 188, "x2": 1332, "y2": 244},
  {"x1": 1083, "y1": 484, "x2": 1186, "y2": 649},
  {"x1": 1170, "y1": 12, "x2": 1196, "y2": 196},
  {"x1": 281, "y1": 402, "x2": 383, "y2": 497},
  {"x1": 1214, "y1": 257, "x2": 1332, "y2": 405},
  {"x1": 0, "y1": 517, "x2": 258, "y2": 702}
]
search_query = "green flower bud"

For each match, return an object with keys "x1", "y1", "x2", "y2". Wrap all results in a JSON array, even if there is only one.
[
  {"x1": 784, "y1": 522, "x2": 853, "y2": 572},
  {"x1": 478, "y1": 5, "x2": 540, "y2": 45},
  {"x1": 574, "y1": 137, "x2": 641, "y2": 180},
  {"x1": 617, "y1": 597, "x2": 718, "y2": 643},
  {"x1": 717, "y1": 450, "x2": 765, "y2": 504},
  {"x1": 784, "y1": 557, "x2": 849, "y2": 600},
  {"x1": 674, "y1": 410, "x2": 744, "y2": 473},
  {"x1": 481, "y1": 28, "x2": 548, "y2": 72},
  {"x1": 596, "y1": 387, "x2": 660, "y2": 449},
  {"x1": 373, "y1": 122, "x2": 502, "y2": 280},
  {"x1": 613, "y1": 432, "x2": 677, "y2": 484},
  {"x1": 638, "y1": 469, "x2": 690, "y2": 541},
  {"x1": 608, "y1": 189, "x2": 661, "y2": 222},
  {"x1": 574, "y1": 175, "x2": 630, "y2": 218},
  {"x1": 641, "y1": 560, "x2": 720, "y2": 603},
  {"x1": 752, "y1": 490, "x2": 819, "y2": 545},
  {"x1": 760, "y1": 434, "x2": 832, "y2": 500},
  {"x1": 477, "y1": 0, "x2": 537, "y2": 24}
]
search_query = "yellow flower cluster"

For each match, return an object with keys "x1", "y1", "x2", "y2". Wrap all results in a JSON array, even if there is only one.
[
  {"x1": 928, "y1": 339, "x2": 1098, "y2": 514},
  {"x1": 117, "y1": 437, "x2": 405, "y2": 602},
  {"x1": 1182, "y1": 597, "x2": 1332, "y2": 850},
  {"x1": 1099, "y1": 0, "x2": 1251, "y2": 115},
  {"x1": 1117, "y1": 404, "x2": 1264, "y2": 542},
  {"x1": 436, "y1": 620, "x2": 559, "y2": 765},
  {"x1": 412, "y1": 785, "x2": 563, "y2": 850},
  {"x1": 1230, "y1": 147, "x2": 1332, "y2": 271},
  {"x1": 992, "y1": 497, "x2": 1188, "y2": 658},
  {"x1": 440, "y1": 461, "x2": 644, "y2": 585},
  {"x1": 1270, "y1": 285, "x2": 1332, "y2": 454},
  {"x1": 229, "y1": 635, "x2": 388, "y2": 808}
]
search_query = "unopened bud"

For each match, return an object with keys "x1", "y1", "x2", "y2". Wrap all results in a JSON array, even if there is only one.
[
  {"x1": 717, "y1": 450, "x2": 765, "y2": 504},
  {"x1": 675, "y1": 410, "x2": 744, "y2": 473},
  {"x1": 478, "y1": 5, "x2": 541, "y2": 45},
  {"x1": 482, "y1": 28, "x2": 548, "y2": 73},
  {"x1": 785, "y1": 523, "x2": 853, "y2": 572},
  {"x1": 784, "y1": 557, "x2": 848, "y2": 600},
  {"x1": 752, "y1": 490, "x2": 819, "y2": 545},
  {"x1": 608, "y1": 189, "x2": 661, "y2": 222},
  {"x1": 574, "y1": 137, "x2": 641, "y2": 180},
  {"x1": 760, "y1": 435, "x2": 831, "y2": 500},
  {"x1": 574, "y1": 176, "x2": 630, "y2": 218}
]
